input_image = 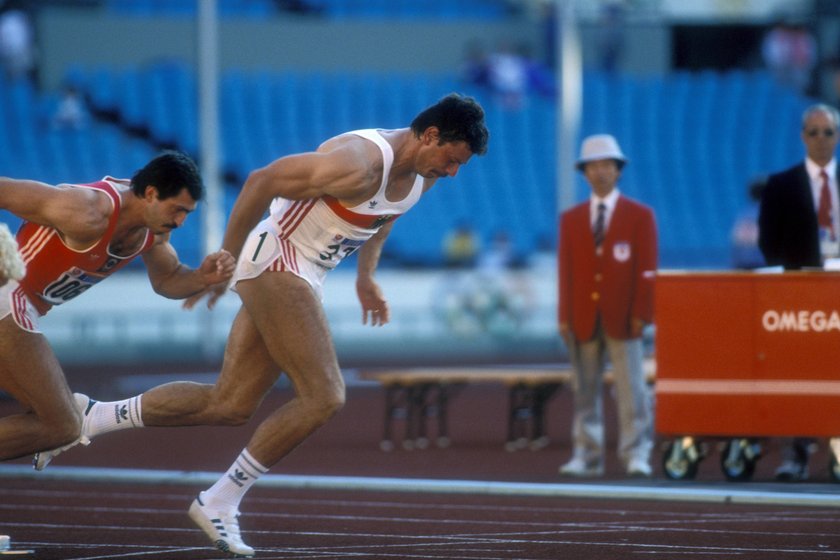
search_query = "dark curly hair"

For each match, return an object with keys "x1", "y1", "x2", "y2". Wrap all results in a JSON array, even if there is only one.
[
  {"x1": 131, "y1": 151, "x2": 204, "y2": 201},
  {"x1": 410, "y1": 93, "x2": 489, "y2": 156}
]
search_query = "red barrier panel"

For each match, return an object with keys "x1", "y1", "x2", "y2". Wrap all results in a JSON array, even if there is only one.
[{"x1": 655, "y1": 271, "x2": 840, "y2": 438}]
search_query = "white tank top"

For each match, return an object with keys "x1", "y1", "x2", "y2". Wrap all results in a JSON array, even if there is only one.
[{"x1": 266, "y1": 129, "x2": 424, "y2": 269}]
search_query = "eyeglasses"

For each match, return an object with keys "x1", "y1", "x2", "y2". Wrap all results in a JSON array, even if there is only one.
[{"x1": 805, "y1": 128, "x2": 836, "y2": 138}]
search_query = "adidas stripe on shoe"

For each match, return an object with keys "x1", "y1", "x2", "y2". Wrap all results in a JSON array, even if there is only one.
[
  {"x1": 33, "y1": 393, "x2": 95, "y2": 471},
  {"x1": 189, "y1": 492, "x2": 255, "y2": 557}
]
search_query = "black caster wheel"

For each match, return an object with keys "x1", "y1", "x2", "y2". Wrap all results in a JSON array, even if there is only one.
[
  {"x1": 830, "y1": 454, "x2": 840, "y2": 483},
  {"x1": 829, "y1": 439, "x2": 840, "y2": 483},
  {"x1": 720, "y1": 438, "x2": 761, "y2": 482},
  {"x1": 662, "y1": 437, "x2": 703, "y2": 480}
]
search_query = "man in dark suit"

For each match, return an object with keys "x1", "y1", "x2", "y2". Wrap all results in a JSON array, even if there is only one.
[
  {"x1": 759, "y1": 103, "x2": 840, "y2": 481},
  {"x1": 558, "y1": 134, "x2": 658, "y2": 478}
]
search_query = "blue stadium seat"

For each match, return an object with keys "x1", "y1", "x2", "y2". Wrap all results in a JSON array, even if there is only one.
[{"x1": 2, "y1": 63, "x2": 819, "y2": 269}]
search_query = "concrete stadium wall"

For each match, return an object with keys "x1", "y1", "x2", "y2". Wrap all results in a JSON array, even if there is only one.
[
  {"x1": 36, "y1": 7, "x2": 670, "y2": 90},
  {"x1": 37, "y1": 8, "x2": 540, "y2": 89}
]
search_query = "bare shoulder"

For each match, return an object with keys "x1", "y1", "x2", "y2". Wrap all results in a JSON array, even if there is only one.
[
  {"x1": 56, "y1": 182, "x2": 110, "y2": 205},
  {"x1": 314, "y1": 133, "x2": 383, "y2": 200},
  {"x1": 63, "y1": 185, "x2": 117, "y2": 229},
  {"x1": 3, "y1": 180, "x2": 110, "y2": 220},
  {"x1": 27, "y1": 183, "x2": 114, "y2": 247},
  {"x1": 318, "y1": 133, "x2": 382, "y2": 172}
]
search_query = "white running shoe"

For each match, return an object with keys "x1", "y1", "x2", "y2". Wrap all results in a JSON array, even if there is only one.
[
  {"x1": 189, "y1": 492, "x2": 255, "y2": 557},
  {"x1": 33, "y1": 393, "x2": 94, "y2": 471},
  {"x1": 559, "y1": 456, "x2": 604, "y2": 477},
  {"x1": 626, "y1": 457, "x2": 653, "y2": 478}
]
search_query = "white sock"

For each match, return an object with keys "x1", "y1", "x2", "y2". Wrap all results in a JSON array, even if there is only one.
[
  {"x1": 203, "y1": 449, "x2": 268, "y2": 510},
  {"x1": 85, "y1": 395, "x2": 144, "y2": 438}
]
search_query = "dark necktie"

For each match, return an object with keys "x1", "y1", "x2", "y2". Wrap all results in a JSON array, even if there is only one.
[
  {"x1": 818, "y1": 169, "x2": 835, "y2": 241},
  {"x1": 593, "y1": 202, "x2": 606, "y2": 248}
]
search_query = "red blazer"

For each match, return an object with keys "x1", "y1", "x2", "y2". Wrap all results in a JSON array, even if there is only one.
[{"x1": 559, "y1": 195, "x2": 657, "y2": 341}]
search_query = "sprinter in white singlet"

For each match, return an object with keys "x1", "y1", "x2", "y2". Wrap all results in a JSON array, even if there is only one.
[
  {"x1": 45, "y1": 94, "x2": 489, "y2": 557},
  {"x1": 234, "y1": 129, "x2": 424, "y2": 300}
]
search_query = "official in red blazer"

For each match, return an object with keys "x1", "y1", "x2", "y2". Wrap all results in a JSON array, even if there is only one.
[{"x1": 558, "y1": 134, "x2": 658, "y2": 478}]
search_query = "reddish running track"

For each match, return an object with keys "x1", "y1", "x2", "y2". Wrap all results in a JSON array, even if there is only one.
[
  {"x1": 1, "y1": 383, "x2": 839, "y2": 559},
  {"x1": 1, "y1": 478, "x2": 840, "y2": 559}
]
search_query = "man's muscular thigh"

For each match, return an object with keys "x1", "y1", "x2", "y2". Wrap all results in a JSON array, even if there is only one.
[
  {"x1": 0, "y1": 315, "x2": 74, "y2": 415},
  {"x1": 235, "y1": 271, "x2": 342, "y2": 394},
  {"x1": 197, "y1": 305, "x2": 278, "y2": 418}
]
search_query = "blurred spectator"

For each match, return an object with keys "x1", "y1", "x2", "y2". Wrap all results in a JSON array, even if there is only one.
[
  {"x1": 437, "y1": 228, "x2": 533, "y2": 338},
  {"x1": 528, "y1": 233, "x2": 555, "y2": 272},
  {"x1": 272, "y1": 0, "x2": 323, "y2": 16},
  {"x1": 0, "y1": 1, "x2": 36, "y2": 83},
  {"x1": 758, "y1": 103, "x2": 840, "y2": 481},
  {"x1": 761, "y1": 20, "x2": 816, "y2": 94},
  {"x1": 558, "y1": 134, "x2": 657, "y2": 479},
  {"x1": 730, "y1": 176, "x2": 767, "y2": 269},
  {"x1": 478, "y1": 229, "x2": 516, "y2": 273},
  {"x1": 540, "y1": 1, "x2": 557, "y2": 69},
  {"x1": 830, "y1": 61, "x2": 840, "y2": 107},
  {"x1": 52, "y1": 84, "x2": 89, "y2": 130},
  {"x1": 519, "y1": 42, "x2": 556, "y2": 99},
  {"x1": 459, "y1": 40, "x2": 490, "y2": 90},
  {"x1": 442, "y1": 221, "x2": 479, "y2": 269},
  {"x1": 464, "y1": 40, "x2": 553, "y2": 109},
  {"x1": 435, "y1": 266, "x2": 534, "y2": 339},
  {"x1": 596, "y1": 1, "x2": 626, "y2": 73},
  {"x1": 486, "y1": 40, "x2": 530, "y2": 109}
]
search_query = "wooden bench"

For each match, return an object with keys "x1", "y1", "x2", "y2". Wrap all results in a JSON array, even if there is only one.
[{"x1": 359, "y1": 362, "x2": 656, "y2": 452}]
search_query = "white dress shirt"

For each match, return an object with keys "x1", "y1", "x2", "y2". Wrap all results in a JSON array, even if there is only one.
[{"x1": 590, "y1": 188, "x2": 621, "y2": 232}]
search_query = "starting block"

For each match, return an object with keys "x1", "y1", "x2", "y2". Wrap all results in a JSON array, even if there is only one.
[{"x1": 0, "y1": 536, "x2": 34, "y2": 556}]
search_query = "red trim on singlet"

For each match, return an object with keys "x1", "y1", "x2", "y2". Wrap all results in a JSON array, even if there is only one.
[
  {"x1": 267, "y1": 240, "x2": 299, "y2": 274},
  {"x1": 12, "y1": 286, "x2": 34, "y2": 331},
  {"x1": 18, "y1": 226, "x2": 55, "y2": 265},
  {"x1": 269, "y1": 249, "x2": 282, "y2": 272},
  {"x1": 285, "y1": 240, "x2": 299, "y2": 273},
  {"x1": 322, "y1": 195, "x2": 401, "y2": 229},
  {"x1": 277, "y1": 199, "x2": 316, "y2": 239},
  {"x1": 286, "y1": 240, "x2": 301, "y2": 273}
]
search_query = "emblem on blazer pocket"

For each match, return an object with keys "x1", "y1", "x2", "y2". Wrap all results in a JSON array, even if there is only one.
[{"x1": 613, "y1": 242, "x2": 631, "y2": 262}]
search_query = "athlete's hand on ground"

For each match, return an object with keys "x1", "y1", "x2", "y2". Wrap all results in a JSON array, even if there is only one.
[
  {"x1": 183, "y1": 282, "x2": 228, "y2": 310},
  {"x1": 199, "y1": 250, "x2": 236, "y2": 285},
  {"x1": 356, "y1": 276, "x2": 390, "y2": 326}
]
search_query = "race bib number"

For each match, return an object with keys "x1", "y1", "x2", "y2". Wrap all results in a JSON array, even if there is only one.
[
  {"x1": 318, "y1": 235, "x2": 364, "y2": 265},
  {"x1": 243, "y1": 229, "x2": 280, "y2": 267},
  {"x1": 40, "y1": 268, "x2": 101, "y2": 305}
]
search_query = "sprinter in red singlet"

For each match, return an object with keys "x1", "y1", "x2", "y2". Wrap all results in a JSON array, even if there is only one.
[{"x1": 0, "y1": 152, "x2": 235, "y2": 464}]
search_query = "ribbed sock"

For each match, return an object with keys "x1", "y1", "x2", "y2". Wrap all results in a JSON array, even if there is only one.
[
  {"x1": 85, "y1": 395, "x2": 143, "y2": 438},
  {"x1": 203, "y1": 449, "x2": 268, "y2": 510}
]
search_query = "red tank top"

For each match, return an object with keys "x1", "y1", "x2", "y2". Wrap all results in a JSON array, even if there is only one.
[{"x1": 16, "y1": 179, "x2": 154, "y2": 316}]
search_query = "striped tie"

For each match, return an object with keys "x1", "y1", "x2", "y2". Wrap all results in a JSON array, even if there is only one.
[{"x1": 593, "y1": 202, "x2": 606, "y2": 248}]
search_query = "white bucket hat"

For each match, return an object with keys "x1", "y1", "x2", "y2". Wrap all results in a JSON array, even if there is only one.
[{"x1": 576, "y1": 134, "x2": 628, "y2": 170}]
